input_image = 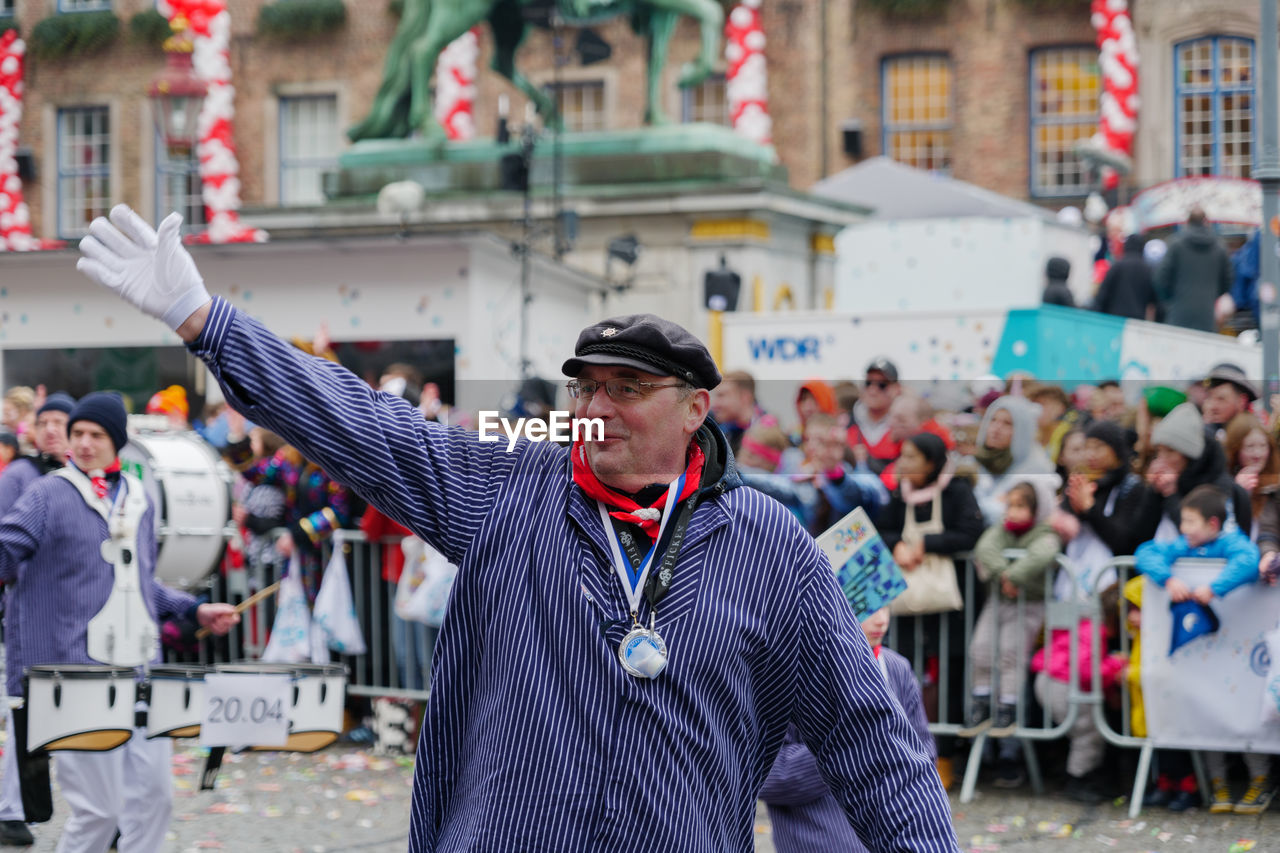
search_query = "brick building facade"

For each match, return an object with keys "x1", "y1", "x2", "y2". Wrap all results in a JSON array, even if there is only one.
[{"x1": 0, "y1": 0, "x2": 1269, "y2": 243}]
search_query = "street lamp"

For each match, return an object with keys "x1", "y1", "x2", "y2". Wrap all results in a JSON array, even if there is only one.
[{"x1": 147, "y1": 17, "x2": 207, "y2": 160}]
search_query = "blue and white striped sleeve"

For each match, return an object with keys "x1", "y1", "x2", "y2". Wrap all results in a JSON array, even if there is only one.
[
  {"x1": 188, "y1": 297, "x2": 515, "y2": 563},
  {"x1": 0, "y1": 481, "x2": 46, "y2": 584},
  {"x1": 791, "y1": 548, "x2": 959, "y2": 853}
]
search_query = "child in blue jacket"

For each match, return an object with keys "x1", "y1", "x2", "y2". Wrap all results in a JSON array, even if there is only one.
[
  {"x1": 1135, "y1": 484, "x2": 1259, "y2": 606},
  {"x1": 1135, "y1": 483, "x2": 1268, "y2": 814}
]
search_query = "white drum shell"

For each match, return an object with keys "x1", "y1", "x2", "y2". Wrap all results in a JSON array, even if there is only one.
[
  {"x1": 120, "y1": 429, "x2": 231, "y2": 590},
  {"x1": 214, "y1": 664, "x2": 347, "y2": 752},
  {"x1": 26, "y1": 666, "x2": 136, "y2": 752},
  {"x1": 146, "y1": 667, "x2": 207, "y2": 738}
]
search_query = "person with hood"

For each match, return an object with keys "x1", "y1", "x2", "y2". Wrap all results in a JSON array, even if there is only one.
[
  {"x1": 1154, "y1": 207, "x2": 1234, "y2": 332},
  {"x1": 1058, "y1": 421, "x2": 1162, "y2": 599},
  {"x1": 879, "y1": 432, "x2": 985, "y2": 788},
  {"x1": 966, "y1": 477, "x2": 1062, "y2": 735},
  {"x1": 1231, "y1": 229, "x2": 1260, "y2": 328},
  {"x1": 1042, "y1": 257, "x2": 1076, "y2": 307},
  {"x1": 74, "y1": 205, "x2": 960, "y2": 853},
  {"x1": 971, "y1": 396, "x2": 1056, "y2": 525},
  {"x1": 1093, "y1": 234, "x2": 1158, "y2": 320},
  {"x1": 1145, "y1": 402, "x2": 1253, "y2": 540}
]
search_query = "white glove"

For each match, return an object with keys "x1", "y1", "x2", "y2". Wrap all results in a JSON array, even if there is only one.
[{"x1": 76, "y1": 204, "x2": 211, "y2": 332}]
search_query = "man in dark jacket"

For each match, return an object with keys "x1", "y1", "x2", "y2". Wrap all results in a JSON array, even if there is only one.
[
  {"x1": 1155, "y1": 207, "x2": 1233, "y2": 332},
  {"x1": 1094, "y1": 234, "x2": 1158, "y2": 320}
]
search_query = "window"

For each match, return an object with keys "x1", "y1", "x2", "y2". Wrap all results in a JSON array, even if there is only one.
[
  {"x1": 1175, "y1": 36, "x2": 1255, "y2": 178},
  {"x1": 58, "y1": 0, "x2": 112, "y2": 11},
  {"x1": 279, "y1": 94, "x2": 339, "y2": 206},
  {"x1": 1, "y1": 0, "x2": 14, "y2": 17},
  {"x1": 882, "y1": 55, "x2": 952, "y2": 173},
  {"x1": 682, "y1": 74, "x2": 730, "y2": 126},
  {"x1": 1030, "y1": 47, "x2": 1101, "y2": 197},
  {"x1": 155, "y1": 130, "x2": 204, "y2": 230},
  {"x1": 548, "y1": 81, "x2": 606, "y2": 133},
  {"x1": 56, "y1": 106, "x2": 110, "y2": 239}
]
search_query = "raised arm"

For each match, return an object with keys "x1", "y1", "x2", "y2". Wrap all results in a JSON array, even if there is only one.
[{"x1": 75, "y1": 206, "x2": 523, "y2": 563}]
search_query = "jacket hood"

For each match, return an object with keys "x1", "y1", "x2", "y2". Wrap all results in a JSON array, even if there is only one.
[
  {"x1": 1183, "y1": 224, "x2": 1220, "y2": 250},
  {"x1": 696, "y1": 413, "x2": 742, "y2": 497},
  {"x1": 978, "y1": 395, "x2": 1047, "y2": 470},
  {"x1": 1007, "y1": 472, "x2": 1062, "y2": 524}
]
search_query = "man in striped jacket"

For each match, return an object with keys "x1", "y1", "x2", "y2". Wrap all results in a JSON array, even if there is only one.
[{"x1": 76, "y1": 205, "x2": 960, "y2": 853}]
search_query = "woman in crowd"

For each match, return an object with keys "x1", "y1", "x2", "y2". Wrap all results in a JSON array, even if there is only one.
[
  {"x1": 971, "y1": 396, "x2": 1055, "y2": 525},
  {"x1": 878, "y1": 432, "x2": 984, "y2": 788},
  {"x1": 1223, "y1": 412, "x2": 1280, "y2": 533},
  {"x1": 1145, "y1": 402, "x2": 1253, "y2": 540},
  {"x1": 1058, "y1": 421, "x2": 1161, "y2": 598}
]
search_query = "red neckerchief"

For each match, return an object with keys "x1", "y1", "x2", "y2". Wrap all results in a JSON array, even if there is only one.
[
  {"x1": 87, "y1": 459, "x2": 122, "y2": 499},
  {"x1": 572, "y1": 440, "x2": 704, "y2": 540},
  {"x1": 872, "y1": 645, "x2": 882, "y2": 659}
]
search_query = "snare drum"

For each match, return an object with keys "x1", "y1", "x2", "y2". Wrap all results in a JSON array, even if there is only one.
[
  {"x1": 145, "y1": 664, "x2": 208, "y2": 739},
  {"x1": 119, "y1": 428, "x2": 232, "y2": 590},
  {"x1": 25, "y1": 665, "x2": 136, "y2": 752},
  {"x1": 215, "y1": 663, "x2": 347, "y2": 753}
]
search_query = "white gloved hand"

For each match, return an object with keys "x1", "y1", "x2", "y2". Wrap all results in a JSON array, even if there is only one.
[{"x1": 76, "y1": 204, "x2": 210, "y2": 331}]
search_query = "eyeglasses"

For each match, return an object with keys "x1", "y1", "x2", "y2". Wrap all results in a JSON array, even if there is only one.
[
  {"x1": 566, "y1": 378, "x2": 688, "y2": 402},
  {"x1": 866, "y1": 380, "x2": 892, "y2": 390}
]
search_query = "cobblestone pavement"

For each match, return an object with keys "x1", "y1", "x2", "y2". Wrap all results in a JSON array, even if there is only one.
[{"x1": 7, "y1": 743, "x2": 1280, "y2": 852}]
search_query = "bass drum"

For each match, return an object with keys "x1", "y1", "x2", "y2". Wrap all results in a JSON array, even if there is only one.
[{"x1": 119, "y1": 428, "x2": 232, "y2": 590}]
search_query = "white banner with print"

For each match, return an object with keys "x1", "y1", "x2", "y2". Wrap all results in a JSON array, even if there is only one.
[{"x1": 1141, "y1": 565, "x2": 1280, "y2": 754}]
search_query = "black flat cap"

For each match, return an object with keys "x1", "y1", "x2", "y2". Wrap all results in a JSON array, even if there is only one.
[{"x1": 562, "y1": 314, "x2": 721, "y2": 389}]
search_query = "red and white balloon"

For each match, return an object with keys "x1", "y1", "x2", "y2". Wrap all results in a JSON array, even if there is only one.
[
  {"x1": 435, "y1": 29, "x2": 479, "y2": 142},
  {"x1": 1090, "y1": 0, "x2": 1139, "y2": 191},
  {"x1": 159, "y1": 0, "x2": 266, "y2": 244},
  {"x1": 725, "y1": 0, "x2": 771, "y2": 145}
]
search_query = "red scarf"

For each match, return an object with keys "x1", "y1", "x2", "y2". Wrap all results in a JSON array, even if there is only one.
[
  {"x1": 87, "y1": 459, "x2": 122, "y2": 499},
  {"x1": 572, "y1": 440, "x2": 704, "y2": 540}
]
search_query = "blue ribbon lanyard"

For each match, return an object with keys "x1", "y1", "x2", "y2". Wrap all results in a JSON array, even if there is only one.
[{"x1": 598, "y1": 472, "x2": 686, "y2": 620}]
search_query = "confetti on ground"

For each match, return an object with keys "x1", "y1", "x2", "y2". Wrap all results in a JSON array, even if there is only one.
[
  {"x1": 1096, "y1": 836, "x2": 1117, "y2": 847},
  {"x1": 985, "y1": 823, "x2": 1008, "y2": 833},
  {"x1": 1157, "y1": 832, "x2": 1173, "y2": 842},
  {"x1": 1229, "y1": 842, "x2": 1257, "y2": 853}
]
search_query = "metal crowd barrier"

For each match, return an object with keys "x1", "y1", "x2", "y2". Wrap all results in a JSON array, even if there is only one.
[
  {"x1": 166, "y1": 528, "x2": 433, "y2": 703},
  {"x1": 886, "y1": 548, "x2": 1187, "y2": 815}
]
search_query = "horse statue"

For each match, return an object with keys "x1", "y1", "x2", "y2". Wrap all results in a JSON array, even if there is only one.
[{"x1": 348, "y1": 0, "x2": 726, "y2": 142}]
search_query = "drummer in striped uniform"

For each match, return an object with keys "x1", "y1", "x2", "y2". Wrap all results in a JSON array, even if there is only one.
[
  {"x1": 76, "y1": 205, "x2": 960, "y2": 853},
  {"x1": 0, "y1": 392, "x2": 238, "y2": 852},
  {"x1": 0, "y1": 390, "x2": 74, "y2": 846}
]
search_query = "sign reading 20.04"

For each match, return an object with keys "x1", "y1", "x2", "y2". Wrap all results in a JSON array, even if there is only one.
[{"x1": 200, "y1": 673, "x2": 291, "y2": 748}]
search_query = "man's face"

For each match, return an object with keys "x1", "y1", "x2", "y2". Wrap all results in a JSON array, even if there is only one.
[
  {"x1": 34, "y1": 411, "x2": 69, "y2": 458},
  {"x1": 710, "y1": 383, "x2": 750, "y2": 426},
  {"x1": 1155, "y1": 445, "x2": 1189, "y2": 477},
  {"x1": 1203, "y1": 383, "x2": 1247, "y2": 425},
  {"x1": 863, "y1": 371, "x2": 897, "y2": 413},
  {"x1": 984, "y1": 409, "x2": 1014, "y2": 451},
  {"x1": 802, "y1": 424, "x2": 844, "y2": 471},
  {"x1": 1091, "y1": 386, "x2": 1126, "y2": 422},
  {"x1": 69, "y1": 421, "x2": 116, "y2": 473},
  {"x1": 574, "y1": 365, "x2": 709, "y2": 492},
  {"x1": 887, "y1": 398, "x2": 922, "y2": 443},
  {"x1": 1033, "y1": 396, "x2": 1065, "y2": 428}
]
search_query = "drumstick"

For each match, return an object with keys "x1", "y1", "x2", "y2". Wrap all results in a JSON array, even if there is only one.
[{"x1": 195, "y1": 581, "x2": 282, "y2": 639}]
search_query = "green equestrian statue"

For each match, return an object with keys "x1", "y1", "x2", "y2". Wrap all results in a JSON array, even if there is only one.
[{"x1": 348, "y1": 0, "x2": 725, "y2": 142}]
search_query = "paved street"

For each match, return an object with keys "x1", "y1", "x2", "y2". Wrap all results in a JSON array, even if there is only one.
[{"x1": 6, "y1": 740, "x2": 1280, "y2": 851}]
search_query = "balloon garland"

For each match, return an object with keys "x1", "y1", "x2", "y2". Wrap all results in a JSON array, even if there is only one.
[
  {"x1": 0, "y1": 30, "x2": 61, "y2": 252},
  {"x1": 435, "y1": 29, "x2": 479, "y2": 142},
  {"x1": 725, "y1": 0, "x2": 771, "y2": 145},
  {"x1": 159, "y1": 0, "x2": 266, "y2": 244},
  {"x1": 1090, "y1": 0, "x2": 1139, "y2": 191}
]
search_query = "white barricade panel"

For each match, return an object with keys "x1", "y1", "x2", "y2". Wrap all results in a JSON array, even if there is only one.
[{"x1": 1141, "y1": 570, "x2": 1280, "y2": 753}]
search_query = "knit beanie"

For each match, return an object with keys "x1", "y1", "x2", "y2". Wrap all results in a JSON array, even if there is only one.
[
  {"x1": 1085, "y1": 420, "x2": 1132, "y2": 465},
  {"x1": 1142, "y1": 385, "x2": 1187, "y2": 419},
  {"x1": 68, "y1": 392, "x2": 128, "y2": 454},
  {"x1": 146, "y1": 385, "x2": 189, "y2": 419},
  {"x1": 36, "y1": 391, "x2": 76, "y2": 418},
  {"x1": 1150, "y1": 402, "x2": 1205, "y2": 461}
]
